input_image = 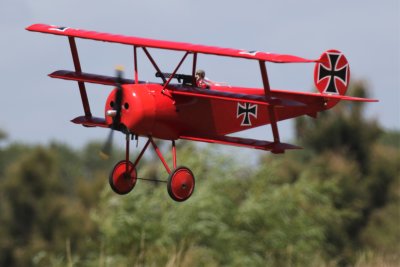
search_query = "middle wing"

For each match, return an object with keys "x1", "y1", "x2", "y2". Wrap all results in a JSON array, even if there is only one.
[
  {"x1": 168, "y1": 86, "x2": 307, "y2": 108},
  {"x1": 168, "y1": 85, "x2": 378, "y2": 108}
]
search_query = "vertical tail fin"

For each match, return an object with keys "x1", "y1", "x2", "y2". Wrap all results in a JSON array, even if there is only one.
[
  {"x1": 314, "y1": 50, "x2": 350, "y2": 95},
  {"x1": 314, "y1": 50, "x2": 350, "y2": 108},
  {"x1": 314, "y1": 50, "x2": 378, "y2": 104}
]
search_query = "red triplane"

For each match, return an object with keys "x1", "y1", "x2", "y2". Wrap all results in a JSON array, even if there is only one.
[{"x1": 26, "y1": 24, "x2": 377, "y2": 202}]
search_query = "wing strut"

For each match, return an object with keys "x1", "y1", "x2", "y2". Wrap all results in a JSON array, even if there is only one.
[
  {"x1": 191, "y1": 53, "x2": 197, "y2": 86},
  {"x1": 142, "y1": 47, "x2": 166, "y2": 83},
  {"x1": 133, "y1": 46, "x2": 139, "y2": 83},
  {"x1": 68, "y1": 37, "x2": 92, "y2": 117},
  {"x1": 162, "y1": 52, "x2": 189, "y2": 92},
  {"x1": 259, "y1": 60, "x2": 281, "y2": 145}
]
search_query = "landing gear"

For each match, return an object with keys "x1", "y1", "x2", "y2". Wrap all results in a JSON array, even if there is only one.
[
  {"x1": 109, "y1": 135, "x2": 195, "y2": 202},
  {"x1": 109, "y1": 160, "x2": 137, "y2": 195},
  {"x1": 167, "y1": 167, "x2": 195, "y2": 202}
]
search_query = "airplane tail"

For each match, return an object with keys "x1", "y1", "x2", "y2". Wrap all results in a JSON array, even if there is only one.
[{"x1": 314, "y1": 50, "x2": 350, "y2": 108}]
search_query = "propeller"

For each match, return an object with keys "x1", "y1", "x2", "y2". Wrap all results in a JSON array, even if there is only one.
[{"x1": 100, "y1": 66, "x2": 124, "y2": 159}]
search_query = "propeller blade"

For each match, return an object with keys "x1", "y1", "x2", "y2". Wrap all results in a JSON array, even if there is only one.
[
  {"x1": 112, "y1": 68, "x2": 124, "y2": 129},
  {"x1": 99, "y1": 129, "x2": 114, "y2": 159},
  {"x1": 100, "y1": 66, "x2": 125, "y2": 160}
]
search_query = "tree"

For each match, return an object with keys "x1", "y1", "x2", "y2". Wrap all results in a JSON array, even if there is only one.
[
  {"x1": 295, "y1": 82, "x2": 381, "y2": 173},
  {"x1": 293, "y1": 82, "x2": 398, "y2": 264},
  {"x1": 0, "y1": 145, "x2": 100, "y2": 266},
  {"x1": 0, "y1": 129, "x2": 7, "y2": 141}
]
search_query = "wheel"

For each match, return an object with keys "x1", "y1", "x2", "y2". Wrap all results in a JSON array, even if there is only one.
[
  {"x1": 109, "y1": 160, "x2": 137, "y2": 195},
  {"x1": 167, "y1": 166, "x2": 195, "y2": 202}
]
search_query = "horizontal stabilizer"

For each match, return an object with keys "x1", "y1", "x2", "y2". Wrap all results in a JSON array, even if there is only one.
[
  {"x1": 271, "y1": 88, "x2": 378, "y2": 103},
  {"x1": 49, "y1": 70, "x2": 137, "y2": 86},
  {"x1": 320, "y1": 93, "x2": 378, "y2": 102},
  {"x1": 71, "y1": 116, "x2": 108, "y2": 128},
  {"x1": 179, "y1": 135, "x2": 301, "y2": 153}
]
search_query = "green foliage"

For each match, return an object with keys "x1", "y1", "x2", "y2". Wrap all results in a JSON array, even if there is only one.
[
  {"x1": 295, "y1": 82, "x2": 382, "y2": 174},
  {"x1": 0, "y1": 129, "x2": 7, "y2": 141},
  {"x1": 358, "y1": 143, "x2": 400, "y2": 256},
  {"x1": 293, "y1": 82, "x2": 399, "y2": 264},
  {"x1": 0, "y1": 143, "x2": 104, "y2": 266},
  {"x1": 378, "y1": 130, "x2": 400, "y2": 149}
]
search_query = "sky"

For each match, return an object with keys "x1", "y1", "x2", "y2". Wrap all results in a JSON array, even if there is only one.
[{"x1": 0, "y1": 0, "x2": 399, "y2": 156}]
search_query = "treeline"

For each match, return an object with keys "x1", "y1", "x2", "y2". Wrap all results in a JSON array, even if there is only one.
[{"x1": 0, "y1": 83, "x2": 399, "y2": 266}]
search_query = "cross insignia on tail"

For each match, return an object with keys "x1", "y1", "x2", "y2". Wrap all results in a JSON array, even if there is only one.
[{"x1": 317, "y1": 52, "x2": 349, "y2": 94}]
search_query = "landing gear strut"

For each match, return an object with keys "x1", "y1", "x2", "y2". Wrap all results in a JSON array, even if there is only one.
[
  {"x1": 109, "y1": 134, "x2": 137, "y2": 195},
  {"x1": 109, "y1": 135, "x2": 195, "y2": 202}
]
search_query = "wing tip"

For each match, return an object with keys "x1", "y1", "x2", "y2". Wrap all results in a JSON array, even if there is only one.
[
  {"x1": 25, "y1": 24, "x2": 35, "y2": 31},
  {"x1": 26, "y1": 23, "x2": 52, "y2": 33}
]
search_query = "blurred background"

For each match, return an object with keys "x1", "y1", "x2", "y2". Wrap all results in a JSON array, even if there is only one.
[{"x1": 0, "y1": 0, "x2": 399, "y2": 266}]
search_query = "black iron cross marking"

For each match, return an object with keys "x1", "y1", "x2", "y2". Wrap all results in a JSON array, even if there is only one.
[
  {"x1": 50, "y1": 26, "x2": 69, "y2": 32},
  {"x1": 318, "y1": 53, "x2": 348, "y2": 94},
  {"x1": 237, "y1": 103, "x2": 257, "y2": 126},
  {"x1": 239, "y1": 50, "x2": 260, "y2": 56}
]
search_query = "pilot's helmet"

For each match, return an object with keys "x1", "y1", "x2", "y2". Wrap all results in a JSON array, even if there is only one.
[{"x1": 195, "y1": 69, "x2": 205, "y2": 78}]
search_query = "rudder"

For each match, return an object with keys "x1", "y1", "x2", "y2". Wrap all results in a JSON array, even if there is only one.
[{"x1": 314, "y1": 50, "x2": 350, "y2": 96}]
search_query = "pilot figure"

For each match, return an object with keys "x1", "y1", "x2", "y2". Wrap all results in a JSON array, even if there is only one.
[{"x1": 195, "y1": 69, "x2": 210, "y2": 89}]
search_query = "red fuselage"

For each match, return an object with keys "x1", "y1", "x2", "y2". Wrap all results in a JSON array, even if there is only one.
[{"x1": 105, "y1": 83, "x2": 327, "y2": 141}]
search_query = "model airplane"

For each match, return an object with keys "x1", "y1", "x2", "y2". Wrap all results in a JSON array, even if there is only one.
[{"x1": 26, "y1": 24, "x2": 377, "y2": 202}]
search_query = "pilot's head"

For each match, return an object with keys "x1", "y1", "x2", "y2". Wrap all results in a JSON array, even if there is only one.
[{"x1": 195, "y1": 69, "x2": 205, "y2": 80}]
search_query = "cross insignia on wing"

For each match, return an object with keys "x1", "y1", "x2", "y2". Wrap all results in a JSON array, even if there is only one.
[
  {"x1": 49, "y1": 26, "x2": 70, "y2": 32},
  {"x1": 239, "y1": 50, "x2": 260, "y2": 56}
]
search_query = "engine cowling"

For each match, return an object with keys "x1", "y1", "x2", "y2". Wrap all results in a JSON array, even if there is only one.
[
  {"x1": 104, "y1": 83, "x2": 180, "y2": 139},
  {"x1": 105, "y1": 84, "x2": 156, "y2": 135}
]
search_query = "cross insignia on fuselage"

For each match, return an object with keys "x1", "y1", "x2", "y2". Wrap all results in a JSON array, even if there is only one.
[
  {"x1": 237, "y1": 102, "x2": 257, "y2": 126},
  {"x1": 317, "y1": 52, "x2": 348, "y2": 94}
]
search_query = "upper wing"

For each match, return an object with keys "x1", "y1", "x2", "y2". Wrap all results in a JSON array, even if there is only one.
[{"x1": 26, "y1": 24, "x2": 319, "y2": 63}]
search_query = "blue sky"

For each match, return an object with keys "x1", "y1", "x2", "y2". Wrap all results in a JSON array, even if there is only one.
[{"x1": 0, "y1": 0, "x2": 398, "y2": 153}]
